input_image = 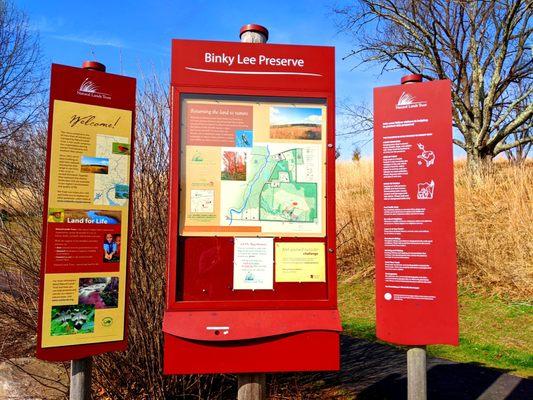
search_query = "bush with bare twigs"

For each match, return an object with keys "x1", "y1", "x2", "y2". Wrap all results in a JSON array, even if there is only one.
[{"x1": 0, "y1": 76, "x2": 235, "y2": 399}]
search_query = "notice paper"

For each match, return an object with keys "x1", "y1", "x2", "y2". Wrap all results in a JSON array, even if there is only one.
[
  {"x1": 233, "y1": 237, "x2": 274, "y2": 290},
  {"x1": 275, "y1": 242, "x2": 326, "y2": 282}
]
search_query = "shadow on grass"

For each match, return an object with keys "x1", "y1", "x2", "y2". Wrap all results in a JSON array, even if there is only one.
[{"x1": 279, "y1": 334, "x2": 532, "y2": 399}]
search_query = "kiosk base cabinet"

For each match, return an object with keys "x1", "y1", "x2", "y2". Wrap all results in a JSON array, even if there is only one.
[{"x1": 163, "y1": 309, "x2": 341, "y2": 374}]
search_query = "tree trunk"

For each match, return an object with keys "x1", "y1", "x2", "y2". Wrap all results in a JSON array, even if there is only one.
[{"x1": 466, "y1": 150, "x2": 493, "y2": 177}]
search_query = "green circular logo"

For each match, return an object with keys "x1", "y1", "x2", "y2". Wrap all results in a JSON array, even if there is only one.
[{"x1": 102, "y1": 317, "x2": 113, "y2": 327}]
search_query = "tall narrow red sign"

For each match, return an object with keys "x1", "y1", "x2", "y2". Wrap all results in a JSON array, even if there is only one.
[
  {"x1": 37, "y1": 64, "x2": 136, "y2": 361},
  {"x1": 374, "y1": 79, "x2": 458, "y2": 345}
]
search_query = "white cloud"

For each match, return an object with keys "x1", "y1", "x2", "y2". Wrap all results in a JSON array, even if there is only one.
[
  {"x1": 306, "y1": 114, "x2": 322, "y2": 124},
  {"x1": 29, "y1": 16, "x2": 64, "y2": 32},
  {"x1": 270, "y1": 107, "x2": 283, "y2": 125},
  {"x1": 50, "y1": 33, "x2": 126, "y2": 48}
]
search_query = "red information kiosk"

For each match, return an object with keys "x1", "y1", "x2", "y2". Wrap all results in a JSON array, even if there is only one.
[{"x1": 164, "y1": 38, "x2": 341, "y2": 374}]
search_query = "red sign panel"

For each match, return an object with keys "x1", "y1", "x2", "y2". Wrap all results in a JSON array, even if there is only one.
[
  {"x1": 171, "y1": 39, "x2": 334, "y2": 92},
  {"x1": 36, "y1": 64, "x2": 136, "y2": 361},
  {"x1": 164, "y1": 39, "x2": 341, "y2": 374},
  {"x1": 374, "y1": 80, "x2": 458, "y2": 345}
]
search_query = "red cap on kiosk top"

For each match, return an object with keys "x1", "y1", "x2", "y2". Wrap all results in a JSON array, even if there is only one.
[
  {"x1": 401, "y1": 73, "x2": 423, "y2": 84},
  {"x1": 82, "y1": 60, "x2": 106, "y2": 72},
  {"x1": 240, "y1": 24, "x2": 269, "y2": 41}
]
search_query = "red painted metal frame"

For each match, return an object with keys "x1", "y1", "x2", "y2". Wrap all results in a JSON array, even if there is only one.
[
  {"x1": 36, "y1": 64, "x2": 136, "y2": 361},
  {"x1": 164, "y1": 331, "x2": 339, "y2": 374}
]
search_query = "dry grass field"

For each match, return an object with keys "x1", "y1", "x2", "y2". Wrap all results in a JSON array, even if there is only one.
[
  {"x1": 270, "y1": 124, "x2": 322, "y2": 140},
  {"x1": 80, "y1": 164, "x2": 108, "y2": 174},
  {"x1": 336, "y1": 159, "x2": 533, "y2": 300}
]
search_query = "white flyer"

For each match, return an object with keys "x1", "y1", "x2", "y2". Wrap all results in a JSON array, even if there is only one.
[{"x1": 233, "y1": 237, "x2": 274, "y2": 290}]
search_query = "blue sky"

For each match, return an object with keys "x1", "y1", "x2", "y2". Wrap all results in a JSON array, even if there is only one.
[
  {"x1": 270, "y1": 107, "x2": 322, "y2": 126},
  {"x1": 81, "y1": 156, "x2": 109, "y2": 166},
  {"x1": 18, "y1": 0, "x2": 459, "y2": 159}
]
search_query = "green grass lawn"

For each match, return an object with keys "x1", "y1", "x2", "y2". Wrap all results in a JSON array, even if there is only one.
[{"x1": 338, "y1": 279, "x2": 533, "y2": 377}]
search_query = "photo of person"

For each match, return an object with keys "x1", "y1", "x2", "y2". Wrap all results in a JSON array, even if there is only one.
[
  {"x1": 47, "y1": 208, "x2": 64, "y2": 223},
  {"x1": 114, "y1": 234, "x2": 121, "y2": 260},
  {"x1": 103, "y1": 233, "x2": 120, "y2": 263}
]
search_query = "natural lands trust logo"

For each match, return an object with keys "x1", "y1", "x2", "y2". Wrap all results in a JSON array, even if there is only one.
[
  {"x1": 77, "y1": 78, "x2": 111, "y2": 100},
  {"x1": 396, "y1": 91, "x2": 427, "y2": 109}
]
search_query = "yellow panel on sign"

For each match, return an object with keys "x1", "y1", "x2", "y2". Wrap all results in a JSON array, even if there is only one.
[
  {"x1": 41, "y1": 100, "x2": 132, "y2": 348},
  {"x1": 275, "y1": 242, "x2": 326, "y2": 282}
]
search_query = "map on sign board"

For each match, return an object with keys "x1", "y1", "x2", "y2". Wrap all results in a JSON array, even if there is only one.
[
  {"x1": 93, "y1": 134, "x2": 130, "y2": 206},
  {"x1": 179, "y1": 98, "x2": 326, "y2": 237}
]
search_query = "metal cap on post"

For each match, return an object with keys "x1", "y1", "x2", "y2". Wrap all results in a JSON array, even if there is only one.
[
  {"x1": 82, "y1": 60, "x2": 106, "y2": 72},
  {"x1": 401, "y1": 73, "x2": 422, "y2": 85},
  {"x1": 240, "y1": 24, "x2": 268, "y2": 43}
]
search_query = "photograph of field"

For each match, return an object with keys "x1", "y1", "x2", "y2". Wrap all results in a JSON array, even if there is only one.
[
  {"x1": 270, "y1": 106, "x2": 322, "y2": 140},
  {"x1": 80, "y1": 155, "x2": 109, "y2": 174}
]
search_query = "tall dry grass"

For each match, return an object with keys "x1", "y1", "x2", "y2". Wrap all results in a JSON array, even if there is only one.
[
  {"x1": 454, "y1": 161, "x2": 532, "y2": 297},
  {"x1": 336, "y1": 160, "x2": 533, "y2": 299}
]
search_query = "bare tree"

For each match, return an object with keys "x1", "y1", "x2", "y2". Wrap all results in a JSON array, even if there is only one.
[
  {"x1": 335, "y1": 0, "x2": 532, "y2": 174},
  {"x1": 337, "y1": 101, "x2": 374, "y2": 150},
  {"x1": 0, "y1": 0, "x2": 44, "y2": 141},
  {"x1": 504, "y1": 82, "x2": 532, "y2": 163}
]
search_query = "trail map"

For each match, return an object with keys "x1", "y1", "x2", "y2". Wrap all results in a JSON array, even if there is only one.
[
  {"x1": 222, "y1": 145, "x2": 319, "y2": 225},
  {"x1": 93, "y1": 134, "x2": 130, "y2": 206}
]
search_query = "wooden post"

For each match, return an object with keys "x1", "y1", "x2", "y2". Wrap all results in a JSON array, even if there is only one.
[
  {"x1": 400, "y1": 74, "x2": 427, "y2": 400},
  {"x1": 66, "y1": 59, "x2": 103, "y2": 400},
  {"x1": 70, "y1": 357, "x2": 92, "y2": 400},
  {"x1": 238, "y1": 374, "x2": 267, "y2": 400},
  {"x1": 407, "y1": 346, "x2": 427, "y2": 400},
  {"x1": 235, "y1": 24, "x2": 269, "y2": 400}
]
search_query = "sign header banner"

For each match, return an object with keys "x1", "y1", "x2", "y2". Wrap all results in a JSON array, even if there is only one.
[{"x1": 171, "y1": 39, "x2": 334, "y2": 92}]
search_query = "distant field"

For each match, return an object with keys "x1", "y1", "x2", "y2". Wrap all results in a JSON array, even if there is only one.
[
  {"x1": 81, "y1": 165, "x2": 108, "y2": 174},
  {"x1": 270, "y1": 123, "x2": 321, "y2": 140}
]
